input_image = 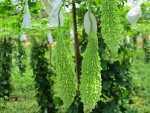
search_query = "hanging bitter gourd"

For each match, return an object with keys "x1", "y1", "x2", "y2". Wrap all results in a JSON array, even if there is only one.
[
  {"x1": 54, "y1": 32, "x2": 77, "y2": 110},
  {"x1": 101, "y1": 0, "x2": 122, "y2": 57},
  {"x1": 80, "y1": 32, "x2": 102, "y2": 113}
]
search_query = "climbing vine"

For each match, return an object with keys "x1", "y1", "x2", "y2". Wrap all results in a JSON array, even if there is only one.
[
  {"x1": 142, "y1": 34, "x2": 150, "y2": 63},
  {"x1": 14, "y1": 39, "x2": 27, "y2": 76},
  {"x1": 0, "y1": 38, "x2": 13, "y2": 98},
  {"x1": 30, "y1": 38, "x2": 57, "y2": 113}
]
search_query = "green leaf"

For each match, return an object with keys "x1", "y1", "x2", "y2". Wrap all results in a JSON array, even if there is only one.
[
  {"x1": 101, "y1": 60, "x2": 107, "y2": 71},
  {"x1": 54, "y1": 97, "x2": 63, "y2": 106},
  {"x1": 103, "y1": 81, "x2": 111, "y2": 90},
  {"x1": 0, "y1": 81, "x2": 7, "y2": 84}
]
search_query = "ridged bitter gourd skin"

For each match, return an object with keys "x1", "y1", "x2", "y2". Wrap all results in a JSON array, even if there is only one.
[
  {"x1": 54, "y1": 33, "x2": 77, "y2": 109},
  {"x1": 101, "y1": 0, "x2": 122, "y2": 57},
  {"x1": 80, "y1": 32, "x2": 102, "y2": 113}
]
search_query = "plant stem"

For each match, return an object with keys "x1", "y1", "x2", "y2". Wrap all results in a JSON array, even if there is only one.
[
  {"x1": 88, "y1": 0, "x2": 93, "y2": 32},
  {"x1": 58, "y1": 0, "x2": 66, "y2": 32}
]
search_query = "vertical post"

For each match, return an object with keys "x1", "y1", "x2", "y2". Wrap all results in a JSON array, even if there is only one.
[
  {"x1": 72, "y1": 2, "x2": 83, "y2": 112},
  {"x1": 72, "y1": 2, "x2": 81, "y2": 87}
]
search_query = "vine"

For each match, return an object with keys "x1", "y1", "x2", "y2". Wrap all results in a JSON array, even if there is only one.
[
  {"x1": 132, "y1": 32, "x2": 138, "y2": 51},
  {"x1": 0, "y1": 38, "x2": 13, "y2": 98},
  {"x1": 30, "y1": 38, "x2": 56, "y2": 113},
  {"x1": 142, "y1": 34, "x2": 150, "y2": 63},
  {"x1": 14, "y1": 39, "x2": 27, "y2": 76}
]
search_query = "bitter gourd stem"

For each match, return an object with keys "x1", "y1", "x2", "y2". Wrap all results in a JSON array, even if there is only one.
[
  {"x1": 58, "y1": 0, "x2": 66, "y2": 32},
  {"x1": 88, "y1": 0, "x2": 93, "y2": 32}
]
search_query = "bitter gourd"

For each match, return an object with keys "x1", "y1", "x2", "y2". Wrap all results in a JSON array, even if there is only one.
[
  {"x1": 101, "y1": 0, "x2": 122, "y2": 57},
  {"x1": 54, "y1": 32, "x2": 77, "y2": 110},
  {"x1": 80, "y1": 32, "x2": 102, "y2": 113}
]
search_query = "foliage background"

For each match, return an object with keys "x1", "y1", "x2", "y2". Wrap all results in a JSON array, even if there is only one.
[{"x1": 0, "y1": 0, "x2": 150, "y2": 113}]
